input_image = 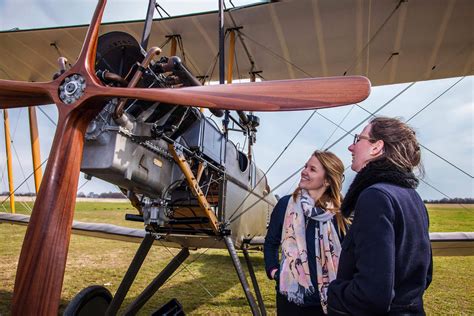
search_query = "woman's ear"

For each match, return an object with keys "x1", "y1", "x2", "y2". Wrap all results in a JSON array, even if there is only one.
[{"x1": 371, "y1": 140, "x2": 385, "y2": 157}]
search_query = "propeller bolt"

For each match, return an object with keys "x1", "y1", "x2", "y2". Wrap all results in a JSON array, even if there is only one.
[{"x1": 58, "y1": 73, "x2": 86, "y2": 105}]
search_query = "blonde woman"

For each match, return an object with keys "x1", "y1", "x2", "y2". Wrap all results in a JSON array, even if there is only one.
[{"x1": 264, "y1": 150, "x2": 348, "y2": 315}]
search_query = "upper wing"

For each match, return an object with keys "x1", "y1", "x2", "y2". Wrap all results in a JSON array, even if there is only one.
[{"x1": 0, "y1": 0, "x2": 472, "y2": 84}]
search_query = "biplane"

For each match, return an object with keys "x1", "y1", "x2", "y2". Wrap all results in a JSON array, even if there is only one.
[{"x1": 0, "y1": 0, "x2": 472, "y2": 315}]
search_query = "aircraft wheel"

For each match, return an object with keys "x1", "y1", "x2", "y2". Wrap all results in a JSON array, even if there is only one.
[{"x1": 63, "y1": 285, "x2": 113, "y2": 316}]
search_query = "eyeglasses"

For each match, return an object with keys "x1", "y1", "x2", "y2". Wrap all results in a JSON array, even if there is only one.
[{"x1": 353, "y1": 134, "x2": 376, "y2": 145}]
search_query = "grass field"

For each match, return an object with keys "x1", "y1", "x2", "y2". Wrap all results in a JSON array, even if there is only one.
[{"x1": 0, "y1": 202, "x2": 473, "y2": 315}]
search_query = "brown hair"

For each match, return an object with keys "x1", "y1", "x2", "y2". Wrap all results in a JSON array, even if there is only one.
[
  {"x1": 369, "y1": 117, "x2": 424, "y2": 175},
  {"x1": 293, "y1": 150, "x2": 350, "y2": 235}
]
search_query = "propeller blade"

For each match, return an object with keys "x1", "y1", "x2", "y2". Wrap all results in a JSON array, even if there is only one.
[
  {"x1": 73, "y1": 0, "x2": 106, "y2": 75},
  {"x1": 98, "y1": 76, "x2": 370, "y2": 111},
  {"x1": 0, "y1": 79, "x2": 54, "y2": 108},
  {"x1": 11, "y1": 109, "x2": 94, "y2": 315}
]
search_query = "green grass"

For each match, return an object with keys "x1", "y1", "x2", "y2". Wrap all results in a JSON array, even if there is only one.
[
  {"x1": 426, "y1": 204, "x2": 474, "y2": 232},
  {"x1": 0, "y1": 202, "x2": 473, "y2": 315}
]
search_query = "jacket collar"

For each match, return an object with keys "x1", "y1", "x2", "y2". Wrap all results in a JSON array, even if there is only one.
[{"x1": 341, "y1": 158, "x2": 418, "y2": 217}]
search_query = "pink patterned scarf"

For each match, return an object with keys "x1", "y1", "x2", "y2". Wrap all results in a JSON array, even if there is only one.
[{"x1": 279, "y1": 190, "x2": 342, "y2": 313}]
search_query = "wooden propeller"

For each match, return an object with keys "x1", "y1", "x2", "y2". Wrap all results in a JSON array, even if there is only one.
[{"x1": 0, "y1": 0, "x2": 370, "y2": 314}]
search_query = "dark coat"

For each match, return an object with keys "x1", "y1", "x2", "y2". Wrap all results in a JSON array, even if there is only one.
[
  {"x1": 264, "y1": 195, "x2": 344, "y2": 307},
  {"x1": 327, "y1": 160, "x2": 433, "y2": 316}
]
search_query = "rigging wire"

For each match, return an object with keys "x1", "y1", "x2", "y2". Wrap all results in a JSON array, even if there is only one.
[
  {"x1": 238, "y1": 30, "x2": 313, "y2": 77},
  {"x1": 38, "y1": 106, "x2": 57, "y2": 126},
  {"x1": 418, "y1": 178, "x2": 471, "y2": 211},
  {"x1": 76, "y1": 179, "x2": 90, "y2": 193},
  {"x1": 157, "y1": 240, "x2": 233, "y2": 315},
  {"x1": 0, "y1": 159, "x2": 48, "y2": 206},
  {"x1": 228, "y1": 110, "x2": 318, "y2": 221},
  {"x1": 228, "y1": 81, "x2": 418, "y2": 224},
  {"x1": 324, "y1": 82, "x2": 416, "y2": 151},
  {"x1": 285, "y1": 105, "x2": 356, "y2": 196},
  {"x1": 320, "y1": 105, "x2": 355, "y2": 150},
  {"x1": 160, "y1": 246, "x2": 217, "y2": 300},
  {"x1": 343, "y1": 0, "x2": 405, "y2": 75},
  {"x1": 154, "y1": 2, "x2": 171, "y2": 18},
  {"x1": 405, "y1": 77, "x2": 466, "y2": 123},
  {"x1": 354, "y1": 77, "x2": 472, "y2": 179},
  {"x1": 225, "y1": 7, "x2": 258, "y2": 75},
  {"x1": 11, "y1": 143, "x2": 33, "y2": 195}
]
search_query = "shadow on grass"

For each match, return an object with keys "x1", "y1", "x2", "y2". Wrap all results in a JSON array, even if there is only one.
[
  {"x1": 0, "y1": 290, "x2": 71, "y2": 315},
  {"x1": 121, "y1": 252, "x2": 268, "y2": 314},
  {"x1": 58, "y1": 251, "x2": 269, "y2": 315}
]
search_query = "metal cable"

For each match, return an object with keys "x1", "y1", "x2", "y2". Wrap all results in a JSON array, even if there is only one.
[
  {"x1": 0, "y1": 159, "x2": 47, "y2": 206},
  {"x1": 405, "y1": 77, "x2": 466, "y2": 123},
  {"x1": 11, "y1": 142, "x2": 33, "y2": 194},
  {"x1": 324, "y1": 82, "x2": 416, "y2": 150},
  {"x1": 161, "y1": 246, "x2": 217, "y2": 299},
  {"x1": 343, "y1": 0, "x2": 404, "y2": 75},
  {"x1": 38, "y1": 106, "x2": 57, "y2": 126},
  {"x1": 320, "y1": 105, "x2": 355, "y2": 149},
  {"x1": 227, "y1": 110, "x2": 318, "y2": 221},
  {"x1": 76, "y1": 179, "x2": 90, "y2": 193},
  {"x1": 419, "y1": 178, "x2": 471, "y2": 211},
  {"x1": 238, "y1": 30, "x2": 313, "y2": 78},
  {"x1": 354, "y1": 78, "x2": 472, "y2": 179},
  {"x1": 228, "y1": 81, "x2": 418, "y2": 223},
  {"x1": 158, "y1": 240, "x2": 233, "y2": 315}
]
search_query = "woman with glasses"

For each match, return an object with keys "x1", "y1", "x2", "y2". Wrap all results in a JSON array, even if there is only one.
[
  {"x1": 264, "y1": 150, "x2": 349, "y2": 315},
  {"x1": 327, "y1": 117, "x2": 432, "y2": 315}
]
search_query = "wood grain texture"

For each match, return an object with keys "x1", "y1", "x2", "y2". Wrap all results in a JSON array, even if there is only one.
[
  {"x1": 11, "y1": 109, "x2": 92, "y2": 315},
  {"x1": 0, "y1": 80, "x2": 54, "y2": 108},
  {"x1": 98, "y1": 76, "x2": 371, "y2": 111}
]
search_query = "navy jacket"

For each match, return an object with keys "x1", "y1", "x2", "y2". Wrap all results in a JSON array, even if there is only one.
[
  {"x1": 327, "y1": 183, "x2": 432, "y2": 315},
  {"x1": 264, "y1": 195, "x2": 344, "y2": 307}
]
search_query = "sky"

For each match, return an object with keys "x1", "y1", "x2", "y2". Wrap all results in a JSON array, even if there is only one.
[{"x1": 0, "y1": 0, "x2": 472, "y2": 202}]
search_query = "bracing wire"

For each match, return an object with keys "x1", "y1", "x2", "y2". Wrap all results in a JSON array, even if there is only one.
[
  {"x1": 157, "y1": 240, "x2": 233, "y2": 315},
  {"x1": 353, "y1": 78, "x2": 472, "y2": 179},
  {"x1": 227, "y1": 110, "x2": 319, "y2": 221},
  {"x1": 324, "y1": 82, "x2": 416, "y2": 151},
  {"x1": 38, "y1": 107, "x2": 57, "y2": 126},
  {"x1": 418, "y1": 178, "x2": 471, "y2": 211},
  {"x1": 343, "y1": 0, "x2": 404, "y2": 75},
  {"x1": 228, "y1": 81, "x2": 416, "y2": 222},
  {"x1": 76, "y1": 179, "x2": 90, "y2": 193},
  {"x1": 161, "y1": 246, "x2": 217, "y2": 299},
  {"x1": 320, "y1": 105, "x2": 355, "y2": 150},
  {"x1": 11, "y1": 143, "x2": 32, "y2": 193},
  {"x1": 286, "y1": 105, "x2": 355, "y2": 196},
  {"x1": 405, "y1": 77, "x2": 466, "y2": 123},
  {"x1": 238, "y1": 30, "x2": 313, "y2": 78},
  {"x1": 0, "y1": 159, "x2": 48, "y2": 206},
  {"x1": 228, "y1": 81, "x2": 418, "y2": 224}
]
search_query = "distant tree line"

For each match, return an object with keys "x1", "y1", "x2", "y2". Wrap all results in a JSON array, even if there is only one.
[
  {"x1": 0, "y1": 192, "x2": 36, "y2": 196},
  {"x1": 423, "y1": 197, "x2": 474, "y2": 204},
  {"x1": 0, "y1": 191, "x2": 126, "y2": 199},
  {"x1": 77, "y1": 191, "x2": 126, "y2": 199},
  {"x1": 2, "y1": 191, "x2": 471, "y2": 203}
]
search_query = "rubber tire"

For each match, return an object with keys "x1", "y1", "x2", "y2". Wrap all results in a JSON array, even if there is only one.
[{"x1": 63, "y1": 285, "x2": 113, "y2": 316}]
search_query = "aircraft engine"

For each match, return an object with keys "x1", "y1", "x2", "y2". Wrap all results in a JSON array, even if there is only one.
[{"x1": 80, "y1": 31, "x2": 275, "y2": 244}]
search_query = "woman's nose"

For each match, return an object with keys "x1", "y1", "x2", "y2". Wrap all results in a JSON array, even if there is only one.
[{"x1": 348, "y1": 144, "x2": 354, "y2": 152}]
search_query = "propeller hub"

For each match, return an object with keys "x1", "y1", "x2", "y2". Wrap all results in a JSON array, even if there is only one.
[{"x1": 59, "y1": 74, "x2": 86, "y2": 104}]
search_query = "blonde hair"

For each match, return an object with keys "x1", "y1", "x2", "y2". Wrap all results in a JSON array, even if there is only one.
[{"x1": 293, "y1": 150, "x2": 350, "y2": 235}]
